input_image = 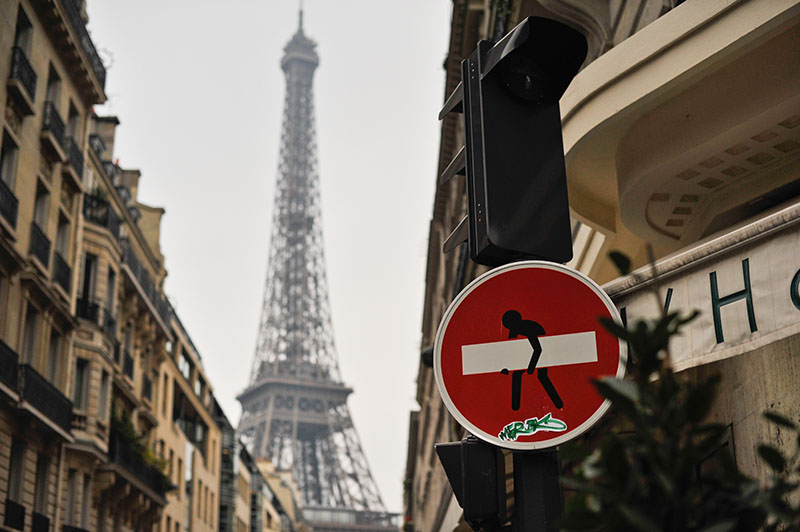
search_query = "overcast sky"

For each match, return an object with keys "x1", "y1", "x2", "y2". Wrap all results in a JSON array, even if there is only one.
[{"x1": 87, "y1": 0, "x2": 451, "y2": 514}]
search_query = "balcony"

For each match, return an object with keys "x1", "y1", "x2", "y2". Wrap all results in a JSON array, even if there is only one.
[
  {"x1": 83, "y1": 194, "x2": 120, "y2": 239},
  {"x1": 121, "y1": 240, "x2": 172, "y2": 333},
  {"x1": 108, "y1": 429, "x2": 169, "y2": 498},
  {"x1": 61, "y1": 0, "x2": 106, "y2": 89},
  {"x1": 63, "y1": 137, "x2": 84, "y2": 188},
  {"x1": 3, "y1": 498, "x2": 24, "y2": 529},
  {"x1": 0, "y1": 339, "x2": 19, "y2": 394},
  {"x1": 0, "y1": 178, "x2": 18, "y2": 231},
  {"x1": 19, "y1": 364, "x2": 73, "y2": 435},
  {"x1": 76, "y1": 297, "x2": 100, "y2": 324},
  {"x1": 53, "y1": 252, "x2": 71, "y2": 294},
  {"x1": 41, "y1": 102, "x2": 66, "y2": 162},
  {"x1": 123, "y1": 350, "x2": 134, "y2": 379},
  {"x1": 31, "y1": 512, "x2": 49, "y2": 532},
  {"x1": 29, "y1": 222, "x2": 51, "y2": 270},
  {"x1": 7, "y1": 46, "x2": 37, "y2": 116}
]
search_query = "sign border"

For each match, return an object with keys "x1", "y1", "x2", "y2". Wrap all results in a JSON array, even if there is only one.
[{"x1": 433, "y1": 260, "x2": 627, "y2": 450}]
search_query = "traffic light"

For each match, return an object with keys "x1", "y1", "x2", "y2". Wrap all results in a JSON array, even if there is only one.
[
  {"x1": 435, "y1": 437, "x2": 507, "y2": 529},
  {"x1": 439, "y1": 17, "x2": 587, "y2": 266}
]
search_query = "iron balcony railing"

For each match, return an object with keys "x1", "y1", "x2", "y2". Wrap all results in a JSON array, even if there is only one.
[
  {"x1": 76, "y1": 297, "x2": 100, "y2": 323},
  {"x1": 29, "y1": 222, "x2": 51, "y2": 268},
  {"x1": 61, "y1": 0, "x2": 106, "y2": 88},
  {"x1": 64, "y1": 137, "x2": 84, "y2": 180},
  {"x1": 62, "y1": 526, "x2": 89, "y2": 532},
  {"x1": 42, "y1": 101, "x2": 66, "y2": 150},
  {"x1": 108, "y1": 429, "x2": 168, "y2": 497},
  {"x1": 3, "y1": 498, "x2": 24, "y2": 529},
  {"x1": 0, "y1": 178, "x2": 19, "y2": 230},
  {"x1": 31, "y1": 512, "x2": 49, "y2": 532},
  {"x1": 83, "y1": 194, "x2": 120, "y2": 239},
  {"x1": 19, "y1": 364, "x2": 73, "y2": 433},
  {"x1": 123, "y1": 350, "x2": 134, "y2": 379},
  {"x1": 88, "y1": 134, "x2": 105, "y2": 157},
  {"x1": 53, "y1": 252, "x2": 71, "y2": 293},
  {"x1": 9, "y1": 46, "x2": 37, "y2": 101},
  {"x1": 0, "y1": 339, "x2": 19, "y2": 392},
  {"x1": 121, "y1": 240, "x2": 172, "y2": 327}
]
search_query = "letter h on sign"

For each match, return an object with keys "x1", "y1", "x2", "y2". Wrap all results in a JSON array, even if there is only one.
[{"x1": 709, "y1": 258, "x2": 757, "y2": 344}]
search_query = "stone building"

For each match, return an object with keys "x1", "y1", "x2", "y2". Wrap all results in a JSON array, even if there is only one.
[
  {"x1": 404, "y1": 0, "x2": 800, "y2": 530},
  {"x1": 0, "y1": 1, "x2": 227, "y2": 530}
]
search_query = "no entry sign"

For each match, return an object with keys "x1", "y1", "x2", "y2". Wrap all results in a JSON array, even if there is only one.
[{"x1": 434, "y1": 261, "x2": 626, "y2": 450}]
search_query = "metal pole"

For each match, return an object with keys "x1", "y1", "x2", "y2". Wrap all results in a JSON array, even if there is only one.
[{"x1": 511, "y1": 449, "x2": 562, "y2": 532}]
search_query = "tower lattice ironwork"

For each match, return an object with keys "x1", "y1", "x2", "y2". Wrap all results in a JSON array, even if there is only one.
[{"x1": 237, "y1": 11, "x2": 394, "y2": 531}]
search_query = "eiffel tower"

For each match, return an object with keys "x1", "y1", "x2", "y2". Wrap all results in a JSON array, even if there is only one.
[{"x1": 237, "y1": 10, "x2": 394, "y2": 531}]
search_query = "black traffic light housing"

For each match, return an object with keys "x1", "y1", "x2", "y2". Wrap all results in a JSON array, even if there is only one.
[
  {"x1": 435, "y1": 437, "x2": 507, "y2": 529},
  {"x1": 440, "y1": 17, "x2": 587, "y2": 266}
]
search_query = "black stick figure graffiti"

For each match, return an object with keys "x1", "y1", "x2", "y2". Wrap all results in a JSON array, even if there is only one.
[{"x1": 500, "y1": 310, "x2": 564, "y2": 410}]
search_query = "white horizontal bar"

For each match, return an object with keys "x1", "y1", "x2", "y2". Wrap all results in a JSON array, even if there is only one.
[{"x1": 461, "y1": 331, "x2": 597, "y2": 375}]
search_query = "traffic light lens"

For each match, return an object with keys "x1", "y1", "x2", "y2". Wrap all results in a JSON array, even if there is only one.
[{"x1": 498, "y1": 54, "x2": 551, "y2": 104}]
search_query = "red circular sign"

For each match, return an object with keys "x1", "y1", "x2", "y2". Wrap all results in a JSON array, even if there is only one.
[{"x1": 434, "y1": 261, "x2": 626, "y2": 450}]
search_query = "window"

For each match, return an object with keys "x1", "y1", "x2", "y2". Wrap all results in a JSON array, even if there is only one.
[
  {"x1": 13, "y1": 7, "x2": 33, "y2": 53},
  {"x1": 34, "y1": 181, "x2": 49, "y2": 228},
  {"x1": 0, "y1": 132, "x2": 19, "y2": 188},
  {"x1": 55, "y1": 214, "x2": 70, "y2": 256},
  {"x1": 73, "y1": 358, "x2": 89, "y2": 410},
  {"x1": 169, "y1": 449, "x2": 174, "y2": 479},
  {"x1": 66, "y1": 469, "x2": 77, "y2": 524},
  {"x1": 47, "y1": 328, "x2": 61, "y2": 384},
  {"x1": 178, "y1": 347, "x2": 192, "y2": 381},
  {"x1": 105, "y1": 267, "x2": 115, "y2": 311},
  {"x1": 34, "y1": 454, "x2": 49, "y2": 513},
  {"x1": 81, "y1": 253, "x2": 97, "y2": 301},
  {"x1": 177, "y1": 458, "x2": 183, "y2": 498},
  {"x1": 7, "y1": 438, "x2": 25, "y2": 502},
  {"x1": 46, "y1": 64, "x2": 61, "y2": 103},
  {"x1": 197, "y1": 479, "x2": 203, "y2": 517},
  {"x1": 67, "y1": 101, "x2": 80, "y2": 140},
  {"x1": 162, "y1": 372, "x2": 169, "y2": 416},
  {"x1": 194, "y1": 374, "x2": 204, "y2": 398},
  {"x1": 21, "y1": 303, "x2": 39, "y2": 364},
  {"x1": 81, "y1": 473, "x2": 91, "y2": 527},
  {"x1": 166, "y1": 516, "x2": 171, "y2": 532},
  {"x1": 98, "y1": 369, "x2": 110, "y2": 419}
]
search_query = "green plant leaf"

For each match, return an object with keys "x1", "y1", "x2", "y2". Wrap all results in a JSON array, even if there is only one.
[
  {"x1": 609, "y1": 250, "x2": 632, "y2": 275},
  {"x1": 758, "y1": 444, "x2": 786, "y2": 473},
  {"x1": 763, "y1": 411, "x2": 798, "y2": 430}
]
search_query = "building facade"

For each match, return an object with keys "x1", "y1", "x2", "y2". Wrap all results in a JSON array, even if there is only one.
[
  {"x1": 405, "y1": 0, "x2": 800, "y2": 530},
  {"x1": 0, "y1": 1, "x2": 229, "y2": 530}
]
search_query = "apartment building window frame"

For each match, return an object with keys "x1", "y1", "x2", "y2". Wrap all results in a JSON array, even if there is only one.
[
  {"x1": 33, "y1": 179, "x2": 50, "y2": 228},
  {"x1": 73, "y1": 357, "x2": 89, "y2": 411},
  {"x1": 98, "y1": 369, "x2": 110, "y2": 420},
  {"x1": 33, "y1": 454, "x2": 49, "y2": 514},
  {"x1": 45, "y1": 64, "x2": 61, "y2": 105},
  {"x1": 0, "y1": 131, "x2": 20, "y2": 189},
  {"x1": 55, "y1": 213, "x2": 71, "y2": 257},
  {"x1": 21, "y1": 301, "x2": 40, "y2": 365},
  {"x1": 47, "y1": 327, "x2": 62, "y2": 385},
  {"x1": 178, "y1": 347, "x2": 192, "y2": 382},
  {"x1": 67, "y1": 100, "x2": 81, "y2": 140},
  {"x1": 81, "y1": 252, "x2": 97, "y2": 302},
  {"x1": 13, "y1": 6, "x2": 33, "y2": 54},
  {"x1": 80, "y1": 473, "x2": 91, "y2": 528},
  {"x1": 162, "y1": 371, "x2": 170, "y2": 416},
  {"x1": 7, "y1": 438, "x2": 26, "y2": 503}
]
